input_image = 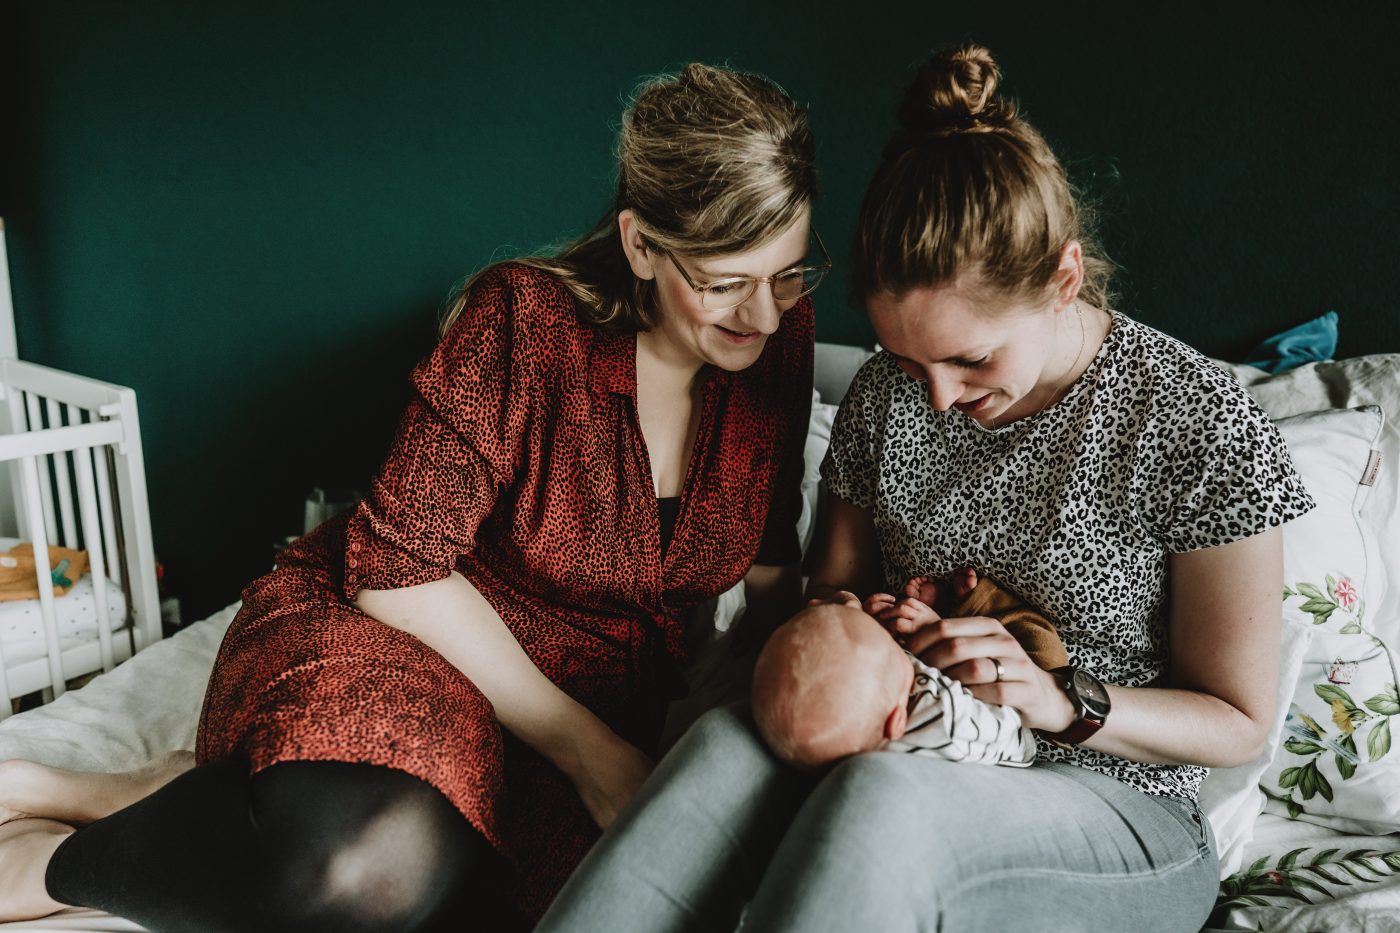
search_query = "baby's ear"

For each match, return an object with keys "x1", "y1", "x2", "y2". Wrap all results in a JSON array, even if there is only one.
[{"x1": 884, "y1": 702, "x2": 908, "y2": 741}]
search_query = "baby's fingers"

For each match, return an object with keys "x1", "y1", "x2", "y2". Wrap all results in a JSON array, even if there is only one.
[
  {"x1": 876, "y1": 599, "x2": 938, "y2": 633},
  {"x1": 863, "y1": 592, "x2": 897, "y2": 614}
]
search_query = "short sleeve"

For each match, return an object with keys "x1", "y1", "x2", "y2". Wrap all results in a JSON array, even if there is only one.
[
  {"x1": 754, "y1": 300, "x2": 815, "y2": 566},
  {"x1": 818, "y1": 354, "x2": 890, "y2": 511},
  {"x1": 1136, "y1": 379, "x2": 1315, "y2": 553},
  {"x1": 342, "y1": 266, "x2": 540, "y2": 599}
]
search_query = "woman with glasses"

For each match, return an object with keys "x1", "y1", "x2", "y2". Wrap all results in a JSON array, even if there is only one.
[
  {"x1": 538, "y1": 43, "x2": 1312, "y2": 933},
  {"x1": 0, "y1": 63, "x2": 825, "y2": 931}
]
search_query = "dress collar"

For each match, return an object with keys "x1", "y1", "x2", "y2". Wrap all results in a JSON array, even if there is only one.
[{"x1": 588, "y1": 326, "x2": 733, "y2": 399}]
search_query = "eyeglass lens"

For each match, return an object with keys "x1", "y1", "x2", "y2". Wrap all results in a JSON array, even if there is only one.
[{"x1": 700, "y1": 267, "x2": 827, "y2": 311}]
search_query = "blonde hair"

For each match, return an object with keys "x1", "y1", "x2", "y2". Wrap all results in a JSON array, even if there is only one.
[
  {"x1": 850, "y1": 42, "x2": 1113, "y2": 310},
  {"x1": 443, "y1": 63, "x2": 817, "y2": 335}
]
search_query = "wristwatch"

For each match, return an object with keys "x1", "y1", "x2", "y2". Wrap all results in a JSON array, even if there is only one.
[{"x1": 1039, "y1": 666, "x2": 1111, "y2": 748}]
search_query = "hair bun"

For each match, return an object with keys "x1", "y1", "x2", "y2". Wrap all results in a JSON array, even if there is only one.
[{"x1": 897, "y1": 42, "x2": 1014, "y2": 133}]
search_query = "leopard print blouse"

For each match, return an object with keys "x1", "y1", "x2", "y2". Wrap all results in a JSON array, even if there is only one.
[{"x1": 821, "y1": 311, "x2": 1315, "y2": 799}]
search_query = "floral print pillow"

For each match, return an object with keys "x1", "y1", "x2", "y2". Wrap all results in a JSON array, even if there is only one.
[
  {"x1": 1256, "y1": 408, "x2": 1396, "y2": 835},
  {"x1": 1261, "y1": 573, "x2": 1400, "y2": 835}
]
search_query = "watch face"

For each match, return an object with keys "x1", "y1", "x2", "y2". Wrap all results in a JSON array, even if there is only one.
[{"x1": 1072, "y1": 669, "x2": 1111, "y2": 717}]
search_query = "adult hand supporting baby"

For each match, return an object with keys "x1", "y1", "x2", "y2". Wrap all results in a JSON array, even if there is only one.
[{"x1": 906, "y1": 616, "x2": 1074, "y2": 733}]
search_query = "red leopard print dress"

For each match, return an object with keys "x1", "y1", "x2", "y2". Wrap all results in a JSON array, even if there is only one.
[{"x1": 196, "y1": 264, "x2": 813, "y2": 919}]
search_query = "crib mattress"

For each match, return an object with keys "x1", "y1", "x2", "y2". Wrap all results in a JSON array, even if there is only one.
[
  {"x1": 0, "y1": 573, "x2": 128, "y2": 670},
  {"x1": 0, "y1": 534, "x2": 128, "y2": 661}
]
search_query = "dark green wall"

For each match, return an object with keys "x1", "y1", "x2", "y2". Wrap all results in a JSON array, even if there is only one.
[{"x1": 4, "y1": 2, "x2": 1398, "y2": 618}]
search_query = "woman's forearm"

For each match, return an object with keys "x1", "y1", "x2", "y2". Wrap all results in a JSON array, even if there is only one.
[
  {"x1": 354, "y1": 571, "x2": 615, "y2": 776},
  {"x1": 1077, "y1": 682, "x2": 1269, "y2": 768}
]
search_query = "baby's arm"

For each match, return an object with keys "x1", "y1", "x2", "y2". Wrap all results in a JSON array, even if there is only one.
[{"x1": 890, "y1": 657, "x2": 1037, "y2": 767}]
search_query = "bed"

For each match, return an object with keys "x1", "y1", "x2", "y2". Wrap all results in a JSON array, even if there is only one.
[{"x1": 1, "y1": 342, "x2": 1397, "y2": 932}]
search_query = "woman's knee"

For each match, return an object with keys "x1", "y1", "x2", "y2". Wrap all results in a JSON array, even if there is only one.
[
  {"x1": 782, "y1": 754, "x2": 973, "y2": 871},
  {"x1": 250, "y1": 762, "x2": 485, "y2": 931}
]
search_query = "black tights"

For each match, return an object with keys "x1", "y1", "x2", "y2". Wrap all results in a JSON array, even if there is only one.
[{"x1": 45, "y1": 758, "x2": 530, "y2": 932}]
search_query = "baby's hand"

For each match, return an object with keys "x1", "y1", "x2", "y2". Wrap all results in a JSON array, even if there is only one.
[
  {"x1": 869, "y1": 595, "x2": 942, "y2": 639},
  {"x1": 862, "y1": 592, "x2": 898, "y2": 617}
]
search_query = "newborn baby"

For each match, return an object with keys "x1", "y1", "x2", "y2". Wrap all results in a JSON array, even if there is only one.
[{"x1": 752, "y1": 572, "x2": 1068, "y2": 769}]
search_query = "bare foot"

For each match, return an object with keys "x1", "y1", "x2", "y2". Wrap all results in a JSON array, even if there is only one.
[
  {"x1": 950, "y1": 566, "x2": 979, "y2": 601},
  {"x1": 0, "y1": 818, "x2": 73, "y2": 921},
  {"x1": 0, "y1": 750, "x2": 196, "y2": 826}
]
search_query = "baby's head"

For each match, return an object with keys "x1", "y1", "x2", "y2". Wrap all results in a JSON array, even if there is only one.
[{"x1": 752, "y1": 603, "x2": 915, "y2": 769}]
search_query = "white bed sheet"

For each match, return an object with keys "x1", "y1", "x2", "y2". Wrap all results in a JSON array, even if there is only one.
[
  {"x1": 0, "y1": 605, "x2": 234, "y2": 773},
  {"x1": 0, "y1": 607, "x2": 235, "y2": 933}
]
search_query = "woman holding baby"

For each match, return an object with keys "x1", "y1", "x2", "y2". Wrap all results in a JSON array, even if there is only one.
[{"x1": 539, "y1": 43, "x2": 1315, "y2": 932}]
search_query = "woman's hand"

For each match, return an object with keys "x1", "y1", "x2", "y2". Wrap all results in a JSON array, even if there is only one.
[
  {"x1": 563, "y1": 729, "x2": 654, "y2": 831},
  {"x1": 907, "y1": 616, "x2": 1074, "y2": 732}
]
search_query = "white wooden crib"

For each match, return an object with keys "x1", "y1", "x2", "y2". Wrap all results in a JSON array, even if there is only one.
[{"x1": 0, "y1": 223, "x2": 161, "y2": 717}]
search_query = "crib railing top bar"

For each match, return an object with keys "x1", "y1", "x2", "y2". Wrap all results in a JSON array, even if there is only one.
[
  {"x1": 0, "y1": 421, "x2": 124, "y2": 461},
  {"x1": 0, "y1": 360, "x2": 133, "y2": 411}
]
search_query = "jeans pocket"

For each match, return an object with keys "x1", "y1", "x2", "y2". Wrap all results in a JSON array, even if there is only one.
[{"x1": 1157, "y1": 796, "x2": 1216, "y2": 858}]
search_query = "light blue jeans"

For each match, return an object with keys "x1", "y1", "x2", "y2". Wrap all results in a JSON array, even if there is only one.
[{"x1": 537, "y1": 704, "x2": 1218, "y2": 933}]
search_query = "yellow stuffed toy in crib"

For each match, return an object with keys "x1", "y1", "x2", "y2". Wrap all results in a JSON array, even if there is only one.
[{"x1": 0, "y1": 542, "x2": 89, "y2": 601}]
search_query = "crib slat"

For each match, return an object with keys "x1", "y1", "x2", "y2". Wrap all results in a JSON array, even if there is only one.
[
  {"x1": 5, "y1": 378, "x2": 27, "y2": 537},
  {"x1": 24, "y1": 392, "x2": 59, "y2": 546},
  {"x1": 74, "y1": 441, "x2": 116, "y2": 672},
  {"x1": 0, "y1": 618, "x2": 12, "y2": 718},
  {"x1": 19, "y1": 453, "x2": 66, "y2": 700},
  {"x1": 47, "y1": 398, "x2": 78, "y2": 548},
  {"x1": 93, "y1": 444, "x2": 120, "y2": 589}
]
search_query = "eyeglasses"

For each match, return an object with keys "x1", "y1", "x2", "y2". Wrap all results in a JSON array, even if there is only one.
[{"x1": 661, "y1": 232, "x2": 832, "y2": 312}]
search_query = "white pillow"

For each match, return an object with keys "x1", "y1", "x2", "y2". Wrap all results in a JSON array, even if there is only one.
[
  {"x1": 797, "y1": 390, "x2": 839, "y2": 557},
  {"x1": 1274, "y1": 407, "x2": 1385, "y2": 623},
  {"x1": 1219, "y1": 355, "x2": 1400, "y2": 648},
  {"x1": 1252, "y1": 406, "x2": 1400, "y2": 835}
]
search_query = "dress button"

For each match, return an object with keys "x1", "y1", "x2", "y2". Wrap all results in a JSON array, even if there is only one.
[
  {"x1": 347, "y1": 558, "x2": 358, "y2": 569},
  {"x1": 350, "y1": 541, "x2": 362, "y2": 552}
]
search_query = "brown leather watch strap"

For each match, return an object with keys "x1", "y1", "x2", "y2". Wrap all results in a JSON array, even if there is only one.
[{"x1": 1040, "y1": 715, "x2": 1103, "y2": 746}]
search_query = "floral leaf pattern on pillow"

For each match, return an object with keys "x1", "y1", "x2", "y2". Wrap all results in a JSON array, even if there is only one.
[
  {"x1": 1284, "y1": 575, "x2": 1363, "y2": 633},
  {"x1": 1265, "y1": 574, "x2": 1399, "y2": 826},
  {"x1": 1211, "y1": 845, "x2": 1400, "y2": 924}
]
